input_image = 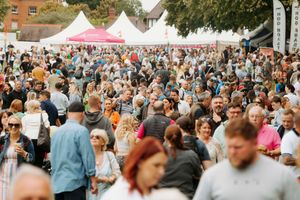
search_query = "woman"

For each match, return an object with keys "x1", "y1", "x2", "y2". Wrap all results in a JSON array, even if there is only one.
[
  {"x1": 281, "y1": 96, "x2": 292, "y2": 110},
  {"x1": 160, "y1": 125, "x2": 201, "y2": 199},
  {"x1": 9, "y1": 99, "x2": 25, "y2": 119},
  {"x1": 21, "y1": 100, "x2": 50, "y2": 167},
  {"x1": 69, "y1": 81, "x2": 82, "y2": 104},
  {"x1": 193, "y1": 84, "x2": 205, "y2": 102},
  {"x1": 2, "y1": 83, "x2": 13, "y2": 110},
  {"x1": 88, "y1": 129, "x2": 121, "y2": 200},
  {"x1": 114, "y1": 114, "x2": 136, "y2": 170},
  {"x1": 185, "y1": 95, "x2": 194, "y2": 108},
  {"x1": 0, "y1": 111, "x2": 13, "y2": 137},
  {"x1": 102, "y1": 137, "x2": 168, "y2": 200},
  {"x1": 196, "y1": 118, "x2": 223, "y2": 165},
  {"x1": 0, "y1": 115, "x2": 35, "y2": 200},
  {"x1": 103, "y1": 99, "x2": 120, "y2": 131},
  {"x1": 103, "y1": 82, "x2": 116, "y2": 99},
  {"x1": 83, "y1": 83, "x2": 98, "y2": 111},
  {"x1": 24, "y1": 91, "x2": 37, "y2": 111},
  {"x1": 163, "y1": 97, "x2": 174, "y2": 118}
]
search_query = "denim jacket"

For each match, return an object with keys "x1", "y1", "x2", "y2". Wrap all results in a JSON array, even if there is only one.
[{"x1": 0, "y1": 133, "x2": 35, "y2": 166}]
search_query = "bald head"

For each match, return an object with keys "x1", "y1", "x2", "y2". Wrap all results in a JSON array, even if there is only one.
[
  {"x1": 153, "y1": 101, "x2": 164, "y2": 113},
  {"x1": 248, "y1": 106, "x2": 265, "y2": 128}
]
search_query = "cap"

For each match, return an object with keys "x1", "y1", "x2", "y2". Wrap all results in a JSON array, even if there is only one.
[{"x1": 68, "y1": 101, "x2": 85, "y2": 113}]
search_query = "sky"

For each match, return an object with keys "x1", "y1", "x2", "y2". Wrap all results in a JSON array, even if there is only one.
[{"x1": 140, "y1": 0, "x2": 161, "y2": 12}]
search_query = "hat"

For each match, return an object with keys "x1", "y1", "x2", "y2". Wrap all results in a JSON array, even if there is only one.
[{"x1": 68, "y1": 101, "x2": 85, "y2": 113}]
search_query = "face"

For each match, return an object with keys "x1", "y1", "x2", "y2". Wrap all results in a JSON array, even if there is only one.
[
  {"x1": 149, "y1": 95, "x2": 158, "y2": 106},
  {"x1": 223, "y1": 97, "x2": 230, "y2": 105},
  {"x1": 8, "y1": 117, "x2": 21, "y2": 135},
  {"x1": 163, "y1": 99, "x2": 171, "y2": 110},
  {"x1": 156, "y1": 76, "x2": 162, "y2": 83},
  {"x1": 199, "y1": 122, "x2": 212, "y2": 139},
  {"x1": 124, "y1": 91, "x2": 131, "y2": 101},
  {"x1": 25, "y1": 82, "x2": 32, "y2": 89},
  {"x1": 271, "y1": 102, "x2": 281, "y2": 111},
  {"x1": 105, "y1": 100, "x2": 112, "y2": 110},
  {"x1": 35, "y1": 84, "x2": 42, "y2": 91},
  {"x1": 211, "y1": 97, "x2": 223, "y2": 113},
  {"x1": 186, "y1": 96, "x2": 193, "y2": 105},
  {"x1": 226, "y1": 136, "x2": 257, "y2": 169},
  {"x1": 39, "y1": 94, "x2": 47, "y2": 102},
  {"x1": 1, "y1": 113, "x2": 9, "y2": 127},
  {"x1": 90, "y1": 134, "x2": 106, "y2": 149},
  {"x1": 12, "y1": 175, "x2": 52, "y2": 200},
  {"x1": 248, "y1": 109, "x2": 264, "y2": 129},
  {"x1": 137, "y1": 152, "x2": 168, "y2": 189},
  {"x1": 182, "y1": 82, "x2": 188, "y2": 89},
  {"x1": 227, "y1": 107, "x2": 242, "y2": 120},
  {"x1": 282, "y1": 114, "x2": 294, "y2": 130},
  {"x1": 15, "y1": 82, "x2": 22, "y2": 91},
  {"x1": 170, "y1": 92, "x2": 179, "y2": 102}
]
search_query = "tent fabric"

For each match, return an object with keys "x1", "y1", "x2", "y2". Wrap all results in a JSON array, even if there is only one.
[
  {"x1": 68, "y1": 29, "x2": 125, "y2": 43},
  {"x1": 106, "y1": 11, "x2": 145, "y2": 45},
  {"x1": 40, "y1": 11, "x2": 95, "y2": 44}
]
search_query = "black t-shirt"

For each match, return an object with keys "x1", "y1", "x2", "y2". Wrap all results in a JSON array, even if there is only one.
[{"x1": 20, "y1": 61, "x2": 32, "y2": 73}]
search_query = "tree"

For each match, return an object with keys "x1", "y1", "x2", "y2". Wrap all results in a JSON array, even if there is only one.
[
  {"x1": 115, "y1": 0, "x2": 147, "y2": 19},
  {"x1": 66, "y1": 0, "x2": 100, "y2": 10},
  {"x1": 163, "y1": 0, "x2": 299, "y2": 37},
  {"x1": 0, "y1": 0, "x2": 10, "y2": 23}
]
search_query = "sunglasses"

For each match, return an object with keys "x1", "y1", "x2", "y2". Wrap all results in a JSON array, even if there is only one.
[
  {"x1": 8, "y1": 123, "x2": 20, "y2": 128},
  {"x1": 90, "y1": 135, "x2": 101, "y2": 140}
]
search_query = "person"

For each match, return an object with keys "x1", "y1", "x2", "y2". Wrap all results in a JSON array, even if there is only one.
[
  {"x1": 284, "y1": 84, "x2": 299, "y2": 106},
  {"x1": 206, "y1": 95, "x2": 227, "y2": 133},
  {"x1": 69, "y1": 81, "x2": 82, "y2": 104},
  {"x1": 213, "y1": 102, "x2": 242, "y2": 156},
  {"x1": 0, "y1": 115, "x2": 35, "y2": 200},
  {"x1": 114, "y1": 89, "x2": 134, "y2": 115},
  {"x1": 21, "y1": 100, "x2": 50, "y2": 168},
  {"x1": 137, "y1": 101, "x2": 174, "y2": 143},
  {"x1": 277, "y1": 109, "x2": 295, "y2": 138},
  {"x1": 39, "y1": 90, "x2": 60, "y2": 127},
  {"x1": 8, "y1": 81, "x2": 27, "y2": 107},
  {"x1": 32, "y1": 62, "x2": 45, "y2": 82},
  {"x1": 137, "y1": 93, "x2": 158, "y2": 121},
  {"x1": 248, "y1": 106, "x2": 281, "y2": 158},
  {"x1": 8, "y1": 99, "x2": 25, "y2": 119},
  {"x1": 170, "y1": 89, "x2": 190, "y2": 115},
  {"x1": 102, "y1": 137, "x2": 168, "y2": 200},
  {"x1": 114, "y1": 114, "x2": 137, "y2": 170},
  {"x1": 193, "y1": 118, "x2": 300, "y2": 200},
  {"x1": 280, "y1": 111, "x2": 300, "y2": 181},
  {"x1": 196, "y1": 118, "x2": 223, "y2": 165},
  {"x1": 82, "y1": 95, "x2": 115, "y2": 149},
  {"x1": 162, "y1": 97, "x2": 175, "y2": 118},
  {"x1": 0, "y1": 111, "x2": 13, "y2": 137},
  {"x1": 103, "y1": 98, "x2": 120, "y2": 131},
  {"x1": 271, "y1": 96, "x2": 285, "y2": 128},
  {"x1": 2, "y1": 83, "x2": 13, "y2": 109},
  {"x1": 51, "y1": 101, "x2": 98, "y2": 200},
  {"x1": 83, "y1": 83, "x2": 98, "y2": 111},
  {"x1": 9, "y1": 165, "x2": 53, "y2": 200},
  {"x1": 160, "y1": 125, "x2": 201, "y2": 199},
  {"x1": 189, "y1": 91, "x2": 211, "y2": 127},
  {"x1": 50, "y1": 82, "x2": 69, "y2": 125},
  {"x1": 149, "y1": 188, "x2": 188, "y2": 200},
  {"x1": 88, "y1": 129, "x2": 121, "y2": 200}
]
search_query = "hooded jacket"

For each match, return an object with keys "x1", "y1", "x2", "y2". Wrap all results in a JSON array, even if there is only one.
[{"x1": 82, "y1": 111, "x2": 115, "y2": 149}]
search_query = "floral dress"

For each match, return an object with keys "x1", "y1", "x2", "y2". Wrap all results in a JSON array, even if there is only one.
[{"x1": 0, "y1": 146, "x2": 18, "y2": 200}]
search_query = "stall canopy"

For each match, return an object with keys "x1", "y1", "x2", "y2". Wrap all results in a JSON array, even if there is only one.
[
  {"x1": 107, "y1": 11, "x2": 145, "y2": 45},
  {"x1": 68, "y1": 28, "x2": 125, "y2": 43},
  {"x1": 40, "y1": 11, "x2": 94, "y2": 44}
]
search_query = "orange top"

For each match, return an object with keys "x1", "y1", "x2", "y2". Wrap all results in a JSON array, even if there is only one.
[
  {"x1": 32, "y1": 67, "x2": 45, "y2": 82},
  {"x1": 104, "y1": 110, "x2": 120, "y2": 131}
]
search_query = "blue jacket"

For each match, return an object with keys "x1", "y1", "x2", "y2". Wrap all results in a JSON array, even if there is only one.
[{"x1": 0, "y1": 133, "x2": 35, "y2": 166}]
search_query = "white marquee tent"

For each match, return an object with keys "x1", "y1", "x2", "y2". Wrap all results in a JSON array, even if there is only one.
[
  {"x1": 40, "y1": 11, "x2": 95, "y2": 44},
  {"x1": 107, "y1": 11, "x2": 145, "y2": 45}
]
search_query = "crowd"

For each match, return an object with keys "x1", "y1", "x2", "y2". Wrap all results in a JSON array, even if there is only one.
[{"x1": 0, "y1": 44, "x2": 300, "y2": 200}]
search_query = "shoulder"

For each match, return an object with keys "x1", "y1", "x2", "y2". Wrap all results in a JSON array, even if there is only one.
[{"x1": 203, "y1": 159, "x2": 230, "y2": 177}]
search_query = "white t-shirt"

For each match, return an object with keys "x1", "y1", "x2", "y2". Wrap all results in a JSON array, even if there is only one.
[
  {"x1": 284, "y1": 93, "x2": 299, "y2": 106},
  {"x1": 21, "y1": 112, "x2": 50, "y2": 140},
  {"x1": 281, "y1": 129, "x2": 300, "y2": 178},
  {"x1": 193, "y1": 155, "x2": 300, "y2": 200}
]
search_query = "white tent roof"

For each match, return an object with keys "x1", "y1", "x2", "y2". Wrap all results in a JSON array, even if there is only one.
[
  {"x1": 107, "y1": 11, "x2": 145, "y2": 45},
  {"x1": 40, "y1": 11, "x2": 94, "y2": 44}
]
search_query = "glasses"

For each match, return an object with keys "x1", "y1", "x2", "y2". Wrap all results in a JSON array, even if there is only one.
[
  {"x1": 253, "y1": 101, "x2": 262, "y2": 104},
  {"x1": 8, "y1": 123, "x2": 20, "y2": 128},
  {"x1": 90, "y1": 135, "x2": 101, "y2": 140}
]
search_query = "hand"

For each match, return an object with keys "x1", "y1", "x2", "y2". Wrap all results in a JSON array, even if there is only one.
[
  {"x1": 90, "y1": 176, "x2": 98, "y2": 195},
  {"x1": 97, "y1": 176, "x2": 109, "y2": 183},
  {"x1": 15, "y1": 145, "x2": 27, "y2": 158},
  {"x1": 257, "y1": 145, "x2": 267, "y2": 154}
]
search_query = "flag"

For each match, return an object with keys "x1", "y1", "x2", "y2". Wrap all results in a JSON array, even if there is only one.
[
  {"x1": 289, "y1": 0, "x2": 300, "y2": 53},
  {"x1": 273, "y1": 0, "x2": 286, "y2": 54}
]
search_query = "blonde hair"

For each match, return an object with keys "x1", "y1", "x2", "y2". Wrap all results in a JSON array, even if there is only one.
[
  {"x1": 27, "y1": 91, "x2": 37, "y2": 101},
  {"x1": 115, "y1": 114, "x2": 136, "y2": 140},
  {"x1": 26, "y1": 100, "x2": 41, "y2": 114},
  {"x1": 91, "y1": 129, "x2": 109, "y2": 150},
  {"x1": 8, "y1": 115, "x2": 22, "y2": 129}
]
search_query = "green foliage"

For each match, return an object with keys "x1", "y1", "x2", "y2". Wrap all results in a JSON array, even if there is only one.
[
  {"x1": 0, "y1": 0, "x2": 10, "y2": 22},
  {"x1": 163, "y1": 0, "x2": 300, "y2": 37},
  {"x1": 115, "y1": 0, "x2": 147, "y2": 19},
  {"x1": 66, "y1": 0, "x2": 100, "y2": 10}
]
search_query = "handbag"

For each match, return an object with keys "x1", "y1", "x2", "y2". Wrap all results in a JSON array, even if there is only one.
[{"x1": 37, "y1": 113, "x2": 50, "y2": 153}]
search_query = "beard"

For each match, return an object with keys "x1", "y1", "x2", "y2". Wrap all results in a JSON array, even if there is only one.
[
  {"x1": 215, "y1": 106, "x2": 223, "y2": 114},
  {"x1": 229, "y1": 151, "x2": 257, "y2": 169}
]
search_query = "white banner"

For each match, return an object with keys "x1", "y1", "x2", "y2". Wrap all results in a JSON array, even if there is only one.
[
  {"x1": 273, "y1": 0, "x2": 286, "y2": 54},
  {"x1": 290, "y1": 0, "x2": 300, "y2": 53}
]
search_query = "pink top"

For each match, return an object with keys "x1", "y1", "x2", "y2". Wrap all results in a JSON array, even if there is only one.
[
  {"x1": 137, "y1": 120, "x2": 175, "y2": 139},
  {"x1": 257, "y1": 124, "x2": 281, "y2": 150}
]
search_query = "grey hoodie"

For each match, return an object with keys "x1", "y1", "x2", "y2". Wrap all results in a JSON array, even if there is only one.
[{"x1": 82, "y1": 111, "x2": 115, "y2": 149}]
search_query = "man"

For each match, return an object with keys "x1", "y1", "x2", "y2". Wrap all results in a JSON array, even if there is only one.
[
  {"x1": 193, "y1": 118, "x2": 299, "y2": 200},
  {"x1": 249, "y1": 106, "x2": 281, "y2": 157},
  {"x1": 271, "y1": 96, "x2": 285, "y2": 128},
  {"x1": 40, "y1": 90, "x2": 60, "y2": 127},
  {"x1": 137, "y1": 101, "x2": 174, "y2": 143},
  {"x1": 50, "y1": 83, "x2": 69, "y2": 124},
  {"x1": 9, "y1": 165, "x2": 53, "y2": 200},
  {"x1": 8, "y1": 81, "x2": 27, "y2": 106},
  {"x1": 277, "y1": 109, "x2": 295, "y2": 138},
  {"x1": 170, "y1": 89, "x2": 190, "y2": 115},
  {"x1": 179, "y1": 80, "x2": 190, "y2": 100},
  {"x1": 31, "y1": 81, "x2": 43, "y2": 98},
  {"x1": 32, "y1": 62, "x2": 45, "y2": 82},
  {"x1": 189, "y1": 91, "x2": 211, "y2": 126},
  {"x1": 207, "y1": 95, "x2": 227, "y2": 133},
  {"x1": 281, "y1": 111, "x2": 300, "y2": 181},
  {"x1": 82, "y1": 95, "x2": 115, "y2": 149},
  {"x1": 48, "y1": 69, "x2": 60, "y2": 92},
  {"x1": 149, "y1": 74, "x2": 165, "y2": 89},
  {"x1": 137, "y1": 93, "x2": 158, "y2": 121},
  {"x1": 152, "y1": 84, "x2": 166, "y2": 101},
  {"x1": 213, "y1": 102, "x2": 242, "y2": 156},
  {"x1": 51, "y1": 102, "x2": 98, "y2": 200},
  {"x1": 115, "y1": 89, "x2": 134, "y2": 115},
  {"x1": 284, "y1": 84, "x2": 299, "y2": 106}
]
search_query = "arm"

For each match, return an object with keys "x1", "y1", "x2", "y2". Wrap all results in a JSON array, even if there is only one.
[
  {"x1": 281, "y1": 154, "x2": 296, "y2": 166},
  {"x1": 107, "y1": 152, "x2": 121, "y2": 184},
  {"x1": 136, "y1": 123, "x2": 145, "y2": 142}
]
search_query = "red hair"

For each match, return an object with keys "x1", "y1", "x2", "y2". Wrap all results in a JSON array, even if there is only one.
[{"x1": 123, "y1": 137, "x2": 167, "y2": 193}]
